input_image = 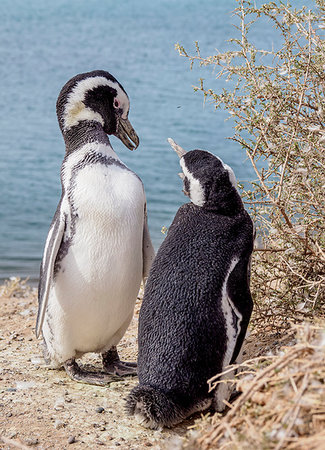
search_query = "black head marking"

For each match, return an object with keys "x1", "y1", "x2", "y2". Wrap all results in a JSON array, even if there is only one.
[
  {"x1": 180, "y1": 150, "x2": 243, "y2": 214},
  {"x1": 55, "y1": 70, "x2": 138, "y2": 153}
]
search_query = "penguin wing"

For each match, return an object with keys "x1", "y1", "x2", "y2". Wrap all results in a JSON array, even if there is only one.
[
  {"x1": 142, "y1": 202, "x2": 155, "y2": 281},
  {"x1": 227, "y1": 255, "x2": 254, "y2": 364},
  {"x1": 35, "y1": 207, "x2": 66, "y2": 338}
]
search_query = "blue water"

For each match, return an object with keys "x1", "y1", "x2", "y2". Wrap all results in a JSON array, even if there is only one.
[{"x1": 0, "y1": 0, "x2": 306, "y2": 283}]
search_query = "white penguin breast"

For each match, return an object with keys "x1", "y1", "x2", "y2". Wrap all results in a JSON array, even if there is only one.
[
  {"x1": 70, "y1": 163, "x2": 144, "y2": 281},
  {"x1": 55, "y1": 163, "x2": 144, "y2": 349}
]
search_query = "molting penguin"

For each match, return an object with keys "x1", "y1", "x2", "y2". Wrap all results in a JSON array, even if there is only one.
[
  {"x1": 36, "y1": 70, "x2": 155, "y2": 385},
  {"x1": 126, "y1": 139, "x2": 254, "y2": 428}
]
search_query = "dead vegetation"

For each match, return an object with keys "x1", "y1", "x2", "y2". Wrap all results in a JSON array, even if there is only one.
[
  {"x1": 174, "y1": 2, "x2": 325, "y2": 445},
  {"x1": 1, "y1": 280, "x2": 324, "y2": 450},
  {"x1": 190, "y1": 322, "x2": 325, "y2": 450},
  {"x1": 177, "y1": 0, "x2": 325, "y2": 326}
]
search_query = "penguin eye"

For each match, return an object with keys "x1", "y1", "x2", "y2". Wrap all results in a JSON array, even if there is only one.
[{"x1": 113, "y1": 98, "x2": 120, "y2": 109}]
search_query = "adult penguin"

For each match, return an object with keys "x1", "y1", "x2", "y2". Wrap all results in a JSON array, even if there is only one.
[
  {"x1": 36, "y1": 70, "x2": 155, "y2": 385},
  {"x1": 127, "y1": 139, "x2": 254, "y2": 428}
]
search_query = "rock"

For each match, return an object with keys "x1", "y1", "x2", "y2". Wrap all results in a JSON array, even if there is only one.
[
  {"x1": 95, "y1": 406, "x2": 105, "y2": 414},
  {"x1": 15, "y1": 381, "x2": 36, "y2": 390},
  {"x1": 30, "y1": 357, "x2": 43, "y2": 365},
  {"x1": 54, "y1": 419, "x2": 65, "y2": 429},
  {"x1": 54, "y1": 397, "x2": 65, "y2": 410},
  {"x1": 25, "y1": 437, "x2": 39, "y2": 446},
  {"x1": 68, "y1": 436, "x2": 76, "y2": 444}
]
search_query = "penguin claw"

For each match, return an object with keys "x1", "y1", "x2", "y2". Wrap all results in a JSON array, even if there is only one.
[{"x1": 63, "y1": 359, "x2": 119, "y2": 386}]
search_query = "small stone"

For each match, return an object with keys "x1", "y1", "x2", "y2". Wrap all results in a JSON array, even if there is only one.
[
  {"x1": 30, "y1": 357, "x2": 42, "y2": 365},
  {"x1": 6, "y1": 388, "x2": 17, "y2": 392},
  {"x1": 96, "y1": 406, "x2": 105, "y2": 414},
  {"x1": 68, "y1": 436, "x2": 76, "y2": 444},
  {"x1": 54, "y1": 397, "x2": 65, "y2": 410},
  {"x1": 16, "y1": 381, "x2": 36, "y2": 390},
  {"x1": 7, "y1": 412, "x2": 13, "y2": 417},
  {"x1": 54, "y1": 419, "x2": 64, "y2": 429},
  {"x1": 25, "y1": 438, "x2": 39, "y2": 446}
]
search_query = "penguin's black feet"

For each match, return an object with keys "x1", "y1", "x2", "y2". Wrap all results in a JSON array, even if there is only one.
[
  {"x1": 63, "y1": 358, "x2": 119, "y2": 386},
  {"x1": 102, "y1": 346, "x2": 137, "y2": 377}
]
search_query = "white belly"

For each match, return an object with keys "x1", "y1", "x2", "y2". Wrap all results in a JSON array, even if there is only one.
[{"x1": 45, "y1": 162, "x2": 144, "y2": 362}]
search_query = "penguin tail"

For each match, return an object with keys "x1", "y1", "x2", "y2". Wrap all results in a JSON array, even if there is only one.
[{"x1": 125, "y1": 385, "x2": 189, "y2": 430}]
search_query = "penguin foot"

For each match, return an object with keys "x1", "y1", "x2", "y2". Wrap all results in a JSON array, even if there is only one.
[
  {"x1": 102, "y1": 346, "x2": 137, "y2": 376},
  {"x1": 63, "y1": 358, "x2": 119, "y2": 386}
]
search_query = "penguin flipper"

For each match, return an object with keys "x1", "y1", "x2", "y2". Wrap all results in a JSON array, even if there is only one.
[
  {"x1": 227, "y1": 255, "x2": 254, "y2": 365},
  {"x1": 142, "y1": 203, "x2": 155, "y2": 281},
  {"x1": 35, "y1": 211, "x2": 66, "y2": 338}
]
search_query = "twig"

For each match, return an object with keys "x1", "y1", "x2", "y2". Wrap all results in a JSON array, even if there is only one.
[{"x1": 275, "y1": 372, "x2": 310, "y2": 450}]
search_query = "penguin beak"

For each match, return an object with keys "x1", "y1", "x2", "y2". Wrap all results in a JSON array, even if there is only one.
[
  {"x1": 115, "y1": 117, "x2": 140, "y2": 151},
  {"x1": 167, "y1": 138, "x2": 187, "y2": 158}
]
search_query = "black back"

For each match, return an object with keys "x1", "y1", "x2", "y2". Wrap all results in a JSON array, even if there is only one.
[{"x1": 137, "y1": 150, "x2": 254, "y2": 407}]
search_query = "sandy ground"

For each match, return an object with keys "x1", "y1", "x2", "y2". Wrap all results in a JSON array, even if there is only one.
[
  {"x1": 0, "y1": 281, "x2": 198, "y2": 450},
  {"x1": 0, "y1": 280, "x2": 291, "y2": 450}
]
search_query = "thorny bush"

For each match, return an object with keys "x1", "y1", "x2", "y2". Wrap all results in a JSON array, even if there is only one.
[{"x1": 177, "y1": 0, "x2": 325, "y2": 327}]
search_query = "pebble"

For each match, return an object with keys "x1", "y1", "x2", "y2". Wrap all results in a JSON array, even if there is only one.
[
  {"x1": 30, "y1": 357, "x2": 42, "y2": 365},
  {"x1": 68, "y1": 436, "x2": 76, "y2": 444},
  {"x1": 25, "y1": 438, "x2": 39, "y2": 446},
  {"x1": 54, "y1": 419, "x2": 65, "y2": 429},
  {"x1": 16, "y1": 381, "x2": 36, "y2": 390},
  {"x1": 54, "y1": 397, "x2": 65, "y2": 410},
  {"x1": 96, "y1": 406, "x2": 105, "y2": 414}
]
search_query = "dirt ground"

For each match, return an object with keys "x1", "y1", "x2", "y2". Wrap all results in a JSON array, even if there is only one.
[{"x1": 0, "y1": 280, "x2": 292, "y2": 450}]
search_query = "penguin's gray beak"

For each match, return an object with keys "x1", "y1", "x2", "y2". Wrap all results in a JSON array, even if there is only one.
[
  {"x1": 167, "y1": 138, "x2": 187, "y2": 158},
  {"x1": 116, "y1": 118, "x2": 140, "y2": 151}
]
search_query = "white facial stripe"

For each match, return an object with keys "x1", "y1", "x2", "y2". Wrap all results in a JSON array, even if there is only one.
[
  {"x1": 223, "y1": 163, "x2": 237, "y2": 189},
  {"x1": 63, "y1": 77, "x2": 129, "y2": 130},
  {"x1": 180, "y1": 158, "x2": 205, "y2": 207},
  {"x1": 216, "y1": 157, "x2": 237, "y2": 189}
]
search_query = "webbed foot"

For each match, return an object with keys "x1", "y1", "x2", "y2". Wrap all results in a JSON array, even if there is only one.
[
  {"x1": 63, "y1": 358, "x2": 120, "y2": 386},
  {"x1": 102, "y1": 346, "x2": 137, "y2": 376}
]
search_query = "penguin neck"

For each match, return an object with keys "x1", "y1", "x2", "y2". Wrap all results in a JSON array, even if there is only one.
[
  {"x1": 204, "y1": 189, "x2": 244, "y2": 215},
  {"x1": 62, "y1": 121, "x2": 112, "y2": 154}
]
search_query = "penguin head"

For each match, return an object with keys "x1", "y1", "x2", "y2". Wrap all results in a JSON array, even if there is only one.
[
  {"x1": 56, "y1": 70, "x2": 139, "y2": 150},
  {"x1": 168, "y1": 138, "x2": 242, "y2": 214}
]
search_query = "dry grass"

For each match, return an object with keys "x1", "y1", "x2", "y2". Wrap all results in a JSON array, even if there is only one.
[
  {"x1": 189, "y1": 322, "x2": 325, "y2": 450},
  {"x1": 176, "y1": 0, "x2": 325, "y2": 324}
]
